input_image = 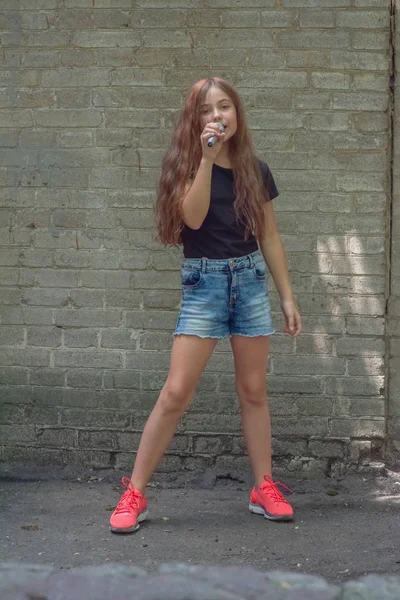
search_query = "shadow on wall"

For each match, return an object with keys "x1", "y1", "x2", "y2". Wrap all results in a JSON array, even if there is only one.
[
  {"x1": 266, "y1": 187, "x2": 387, "y2": 478},
  {"x1": 125, "y1": 200, "x2": 388, "y2": 483}
]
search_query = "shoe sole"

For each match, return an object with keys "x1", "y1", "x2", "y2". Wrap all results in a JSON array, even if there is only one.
[
  {"x1": 109, "y1": 509, "x2": 148, "y2": 534},
  {"x1": 249, "y1": 502, "x2": 293, "y2": 521}
]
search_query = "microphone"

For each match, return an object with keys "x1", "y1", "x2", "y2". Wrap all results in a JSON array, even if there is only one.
[{"x1": 207, "y1": 122, "x2": 225, "y2": 147}]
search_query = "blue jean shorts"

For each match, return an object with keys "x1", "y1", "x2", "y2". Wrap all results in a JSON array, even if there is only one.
[{"x1": 174, "y1": 250, "x2": 275, "y2": 339}]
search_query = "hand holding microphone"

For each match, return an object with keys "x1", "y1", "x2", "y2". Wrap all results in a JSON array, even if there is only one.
[
  {"x1": 201, "y1": 122, "x2": 225, "y2": 160},
  {"x1": 207, "y1": 122, "x2": 225, "y2": 147}
]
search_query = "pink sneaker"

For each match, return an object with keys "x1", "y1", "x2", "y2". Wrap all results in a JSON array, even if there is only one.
[
  {"x1": 249, "y1": 474, "x2": 294, "y2": 521},
  {"x1": 110, "y1": 477, "x2": 148, "y2": 533}
]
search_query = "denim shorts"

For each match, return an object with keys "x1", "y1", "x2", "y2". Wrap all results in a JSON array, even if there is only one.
[{"x1": 174, "y1": 249, "x2": 275, "y2": 339}]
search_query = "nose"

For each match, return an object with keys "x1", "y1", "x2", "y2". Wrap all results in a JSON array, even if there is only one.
[{"x1": 212, "y1": 109, "x2": 222, "y2": 121}]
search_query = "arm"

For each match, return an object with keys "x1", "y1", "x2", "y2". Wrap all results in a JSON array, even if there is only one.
[
  {"x1": 258, "y1": 201, "x2": 301, "y2": 337},
  {"x1": 181, "y1": 157, "x2": 213, "y2": 230},
  {"x1": 181, "y1": 122, "x2": 226, "y2": 230}
]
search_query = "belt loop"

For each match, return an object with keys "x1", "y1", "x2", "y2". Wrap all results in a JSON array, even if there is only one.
[
  {"x1": 249, "y1": 252, "x2": 255, "y2": 269},
  {"x1": 201, "y1": 257, "x2": 207, "y2": 273}
]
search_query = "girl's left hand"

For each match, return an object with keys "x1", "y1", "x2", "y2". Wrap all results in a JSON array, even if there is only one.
[{"x1": 281, "y1": 299, "x2": 301, "y2": 337}]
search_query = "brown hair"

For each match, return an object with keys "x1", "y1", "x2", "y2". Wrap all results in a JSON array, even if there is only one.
[{"x1": 154, "y1": 77, "x2": 268, "y2": 245}]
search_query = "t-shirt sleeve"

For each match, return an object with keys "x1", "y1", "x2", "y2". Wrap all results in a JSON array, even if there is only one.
[{"x1": 259, "y1": 160, "x2": 279, "y2": 202}]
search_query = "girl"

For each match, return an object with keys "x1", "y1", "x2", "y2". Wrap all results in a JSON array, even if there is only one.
[{"x1": 110, "y1": 77, "x2": 301, "y2": 534}]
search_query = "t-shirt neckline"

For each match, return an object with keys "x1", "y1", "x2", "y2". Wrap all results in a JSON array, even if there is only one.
[{"x1": 213, "y1": 163, "x2": 233, "y2": 171}]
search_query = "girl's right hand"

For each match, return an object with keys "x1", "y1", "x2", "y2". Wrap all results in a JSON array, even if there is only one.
[{"x1": 200, "y1": 122, "x2": 226, "y2": 161}]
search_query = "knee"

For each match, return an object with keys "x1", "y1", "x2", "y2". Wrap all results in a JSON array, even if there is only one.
[
  {"x1": 236, "y1": 380, "x2": 266, "y2": 408},
  {"x1": 158, "y1": 380, "x2": 192, "y2": 415}
]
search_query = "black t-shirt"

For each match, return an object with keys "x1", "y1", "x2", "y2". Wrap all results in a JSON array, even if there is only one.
[{"x1": 182, "y1": 159, "x2": 279, "y2": 259}]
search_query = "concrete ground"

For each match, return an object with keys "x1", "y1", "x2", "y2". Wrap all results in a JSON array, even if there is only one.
[{"x1": 1, "y1": 465, "x2": 400, "y2": 586}]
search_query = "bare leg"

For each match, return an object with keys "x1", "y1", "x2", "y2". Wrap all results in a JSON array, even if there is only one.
[
  {"x1": 230, "y1": 335, "x2": 272, "y2": 487},
  {"x1": 130, "y1": 335, "x2": 218, "y2": 494}
]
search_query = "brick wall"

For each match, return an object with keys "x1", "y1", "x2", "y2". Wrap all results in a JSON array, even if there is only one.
[
  {"x1": 0, "y1": 0, "x2": 394, "y2": 478},
  {"x1": 388, "y1": 0, "x2": 400, "y2": 467}
]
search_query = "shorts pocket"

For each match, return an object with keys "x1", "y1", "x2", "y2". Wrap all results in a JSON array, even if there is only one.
[
  {"x1": 181, "y1": 267, "x2": 202, "y2": 289},
  {"x1": 252, "y1": 263, "x2": 266, "y2": 280}
]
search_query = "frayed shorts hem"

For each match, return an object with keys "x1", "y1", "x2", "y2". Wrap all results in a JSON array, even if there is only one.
[{"x1": 172, "y1": 329, "x2": 275, "y2": 339}]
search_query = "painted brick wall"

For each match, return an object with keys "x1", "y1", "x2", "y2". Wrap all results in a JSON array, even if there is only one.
[
  {"x1": 0, "y1": 0, "x2": 393, "y2": 478},
  {"x1": 388, "y1": 0, "x2": 400, "y2": 468}
]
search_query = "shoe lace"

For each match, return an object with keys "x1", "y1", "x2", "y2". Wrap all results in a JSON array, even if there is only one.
[
  {"x1": 260, "y1": 475, "x2": 293, "y2": 505},
  {"x1": 113, "y1": 477, "x2": 141, "y2": 515}
]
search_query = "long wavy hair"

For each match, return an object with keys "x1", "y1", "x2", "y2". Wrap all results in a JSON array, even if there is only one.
[{"x1": 154, "y1": 77, "x2": 268, "y2": 245}]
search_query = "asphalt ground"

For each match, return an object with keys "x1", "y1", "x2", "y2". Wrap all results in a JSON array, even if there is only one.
[{"x1": 1, "y1": 465, "x2": 399, "y2": 585}]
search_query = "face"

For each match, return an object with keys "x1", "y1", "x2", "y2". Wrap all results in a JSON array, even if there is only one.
[{"x1": 199, "y1": 86, "x2": 238, "y2": 143}]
